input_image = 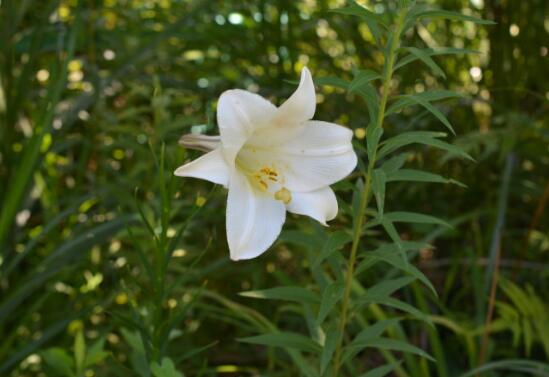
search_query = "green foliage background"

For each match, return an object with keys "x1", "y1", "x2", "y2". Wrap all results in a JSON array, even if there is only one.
[{"x1": 0, "y1": 0, "x2": 548, "y2": 376}]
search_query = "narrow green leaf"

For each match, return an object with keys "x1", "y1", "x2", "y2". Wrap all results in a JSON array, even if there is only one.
[
  {"x1": 377, "y1": 131, "x2": 473, "y2": 161},
  {"x1": 85, "y1": 338, "x2": 108, "y2": 367},
  {"x1": 320, "y1": 326, "x2": 339, "y2": 374},
  {"x1": 367, "y1": 124, "x2": 383, "y2": 162},
  {"x1": 367, "y1": 276, "x2": 416, "y2": 298},
  {"x1": 317, "y1": 282, "x2": 344, "y2": 325},
  {"x1": 74, "y1": 330, "x2": 86, "y2": 373},
  {"x1": 239, "y1": 286, "x2": 320, "y2": 304},
  {"x1": 41, "y1": 348, "x2": 74, "y2": 377},
  {"x1": 394, "y1": 47, "x2": 478, "y2": 71},
  {"x1": 356, "y1": 85, "x2": 380, "y2": 122},
  {"x1": 352, "y1": 319, "x2": 400, "y2": 345},
  {"x1": 410, "y1": 96, "x2": 455, "y2": 134},
  {"x1": 386, "y1": 169, "x2": 466, "y2": 187},
  {"x1": 386, "y1": 90, "x2": 464, "y2": 115},
  {"x1": 315, "y1": 76, "x2": 349, "y2": 90},
  {"x1": 458, "y1": 359, "x2": 549, "y2": 377},
  {"x1": 384, "y1": 211, "x2": 450, "y2": 227},
  {"x1": 372, "y1": 169, "x2": 387, "y2": 216},
  {"x1": 331, "y1": 1, "x2": 386, "y2": 42},
  {"x1": 346, "y1": 337, "x2": 434, "y2": 361},
  {"x1": 313, "y1": 231, "x2": 352, "y2": 267},
  {"x1": 405, "y1": 47, "x2": 446, "y2": 78},
  {"x1": 349, "y1": 70, "x2": 382, "y2": 93},
  {"x1": 357, "y1": 362, "x2": 403, "y2": 377},
  {"x1": 380, "y1": 154, "x2": 409, "y2": 174},
  {"x1": 412, "y1": 9, "x2": 495, "y2": 25},
  {"x1": 375, "y1": 297, "x2": 433, "y2": 325},
  {"x1": 151, "y1": 357, "x2": 184, "y2": 377},
  {"x1": 342, "y1": 320, "x2": 401, "y2": 366},
  {"x1": 355, "y1": 277, "x2": 416, "y2": 310},
  {"x1": 238, "y1": 332, "x2": 322, "y2": 354},
  {"x1": 381, "y1": 218, "x2": 402, "y2": 245},
  {"x1": 366, "y1": 244, "x2": 437, "y2": 296}
]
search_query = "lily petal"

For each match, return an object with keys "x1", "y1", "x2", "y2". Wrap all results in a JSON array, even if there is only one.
[
  {"x1": 279, "y1": 120, "x2": 357, "y2": 191},
  {"x1": 287, "y1": 186, "x2": 338, "y2": 226},
  {"x1": 217, "y1": 89, "x2": 277, "y2": 164},
  {"x1": 174, "y1": 148, "x2": 230, "y2": 187},
  {"x1": 237, "y1": 121, "x2": 357, "y2": 192},
  {"x1": 226, "y1": 171, "x2": 286, "y2": 260},
  {"x1": 275, "y1": 67, "x2": 316, "y2": 124}
]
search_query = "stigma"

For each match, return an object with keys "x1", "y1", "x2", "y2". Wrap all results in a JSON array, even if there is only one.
[{"x1": 274, "y1": 187, "x2": 292, "y2": 204}]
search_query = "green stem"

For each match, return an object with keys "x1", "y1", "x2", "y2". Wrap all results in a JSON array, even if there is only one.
[{"x1": 331, "y1": 10, "x2": 406, "y2": 377}]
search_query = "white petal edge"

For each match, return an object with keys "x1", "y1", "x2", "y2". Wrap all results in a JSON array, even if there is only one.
[
  {"x1": 286, "y1": 186, "x2": 338, "y2": 226},
  {"x1": 274, "y1": 67, "x2": 316, "y2": 125},
  {"x1": 226, "y1": 171, "x2": 286, "y2": 261},
  {"x1": 217, "y1": 89, "x2": 277, "y2": 165},
  {"x1": 174, "y1": 148, "x2": 230, "y2": 187}
]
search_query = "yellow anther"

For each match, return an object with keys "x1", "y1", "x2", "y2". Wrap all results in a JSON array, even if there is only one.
[{"x1": 274, "y1": 187, "x2": 292, "y2": 204}]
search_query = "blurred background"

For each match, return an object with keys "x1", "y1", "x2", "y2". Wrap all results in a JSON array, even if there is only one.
[{"x1": 0, "y1": 0, "x2": 548, "y2": 376}]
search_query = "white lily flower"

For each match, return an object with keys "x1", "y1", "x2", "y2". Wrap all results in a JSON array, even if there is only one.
[{"x1": 174, "y1": 67, "x2": 357, "y2": 261}]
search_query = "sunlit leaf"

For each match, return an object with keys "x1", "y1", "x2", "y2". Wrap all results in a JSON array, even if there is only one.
[{"x1": 239, "y1": 287, "x2": 320, "y2": 304}]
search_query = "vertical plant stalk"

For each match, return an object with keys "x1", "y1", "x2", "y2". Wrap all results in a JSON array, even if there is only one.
[
  {"x1": 331, "y1": 9, "x2": 407, "y2": 377},
  {"x1": 478, "y1": 153, "x2": 515, "y2": 368}
]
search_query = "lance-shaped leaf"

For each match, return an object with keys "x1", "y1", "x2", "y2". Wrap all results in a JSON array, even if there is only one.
[
  {"x1": 238, "y1": 332, "x2": 322, "y2": 354},
  {"x1": 320, "y1": 326, "x2": 339, "y2": 374},
  {"x1": 317, "y1": 282, "x2": 345, "y2": 324},
  {"x1": 377, "y1": 131, "x2": 473, "y2": 161},
  {"x1": 349, "y1": 70, "x2": 382, "y2": 93},
  {"x1": 380, "y1": 153, "x2": 409, "y2": 174},
  {"x1": 409, "y1": 95, "x2": 456, "y2": 134},
  {"x1": 313, "y1": 231, "x2": 352, "y2": 267},
  {"x1": 359, "y1": 243, "x2": 437, "y2": 296},
  {"x1": 331, "y1": 1, "x2": 387, "y2": 43},
  {"x1": 239, "y1": 286, "x2": 320, "y2": 304},
  {"x1": 405, "y1": 47, "x2": 446, "y2": 78},
  {"x1": 354, "y1": 276, "x2": 417, "y2": 309},
  {"x1": 386, "y1": 168, "x2": 466, "y2": 187},
  {"x1": 384, "y1": 211, "x2": 451, "y2": 227},
  {"x1": 314, "y1": 76, "x2": 349, "y2": 90},
  {"x1": 395, "y1": 47, "x2": 479, "y2": 71},
  {"x1": 372, "y1": 169, "x2": 387, "y2": 216},
  {"x1": 357, "y1": 362, "x2": 403, "y2": 377},
  {"x1": 342, "y1": 319, "x2": 401, "y2": 363},
  {"x1": 343, "y1": 338, "x2": 434, "y2": 364},
  {"x1": 356, "y1": 85, "x2": 380, "y2": 122},
  {"x1": 386, "y1": 90, "x2": 464, "y2": 115},
  {"x1": 410, "y1": 7, "x2": 495, "y2": 25}
]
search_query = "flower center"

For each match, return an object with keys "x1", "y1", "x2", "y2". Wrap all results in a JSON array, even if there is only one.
[{"x1": 236, "y1": 146, "x2": 292, "y2": 204}]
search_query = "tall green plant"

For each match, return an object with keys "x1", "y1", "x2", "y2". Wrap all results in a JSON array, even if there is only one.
[{"x1": 237, "y1": 1, "x2": 493, "y2": 376}]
